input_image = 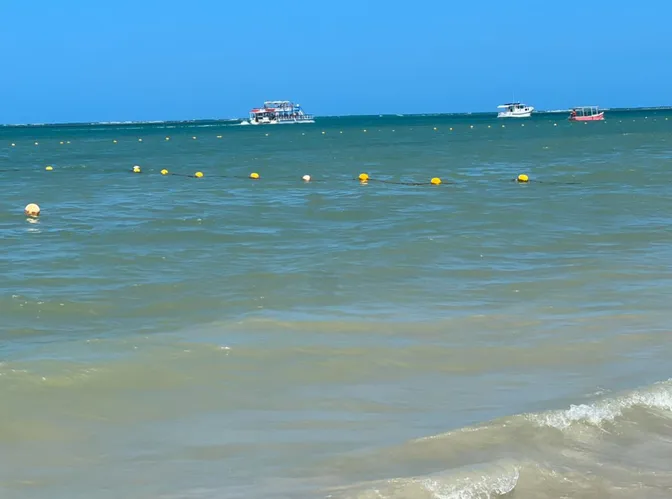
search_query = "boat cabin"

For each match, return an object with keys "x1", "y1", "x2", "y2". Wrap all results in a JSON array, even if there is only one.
[{"x1": 498, "y1": 103, "x2": 526, "y2": 112}]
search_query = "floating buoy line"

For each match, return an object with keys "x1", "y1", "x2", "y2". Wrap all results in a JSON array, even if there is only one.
[
  {"x1": 8, "y1": 119, "x2": 649, "y2": 218},
  {"x1": 0, "y1": 162, "x2": 583, "y2": 187},
  {"x1": 8, "y1": 167, "x2": 585, "y2": 219},
  {"x1": 6, "y1": 114, "x2": 662, "y2": 150},
  {"x1": 4, "y1": 117, "x2": 662, "y2": 209}
]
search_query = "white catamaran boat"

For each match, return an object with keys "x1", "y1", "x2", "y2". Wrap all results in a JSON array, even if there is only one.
[
  {"x1": 497, "y1": 102, "x2": 534, "y2": 118},
  {"x1": 240, "y1": 100, "x2": 315, "y2": 125}
]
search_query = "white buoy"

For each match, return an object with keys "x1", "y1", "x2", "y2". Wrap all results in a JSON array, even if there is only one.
[{"x1": 25, "y1": 203, "x2": 40, "y2": 217}]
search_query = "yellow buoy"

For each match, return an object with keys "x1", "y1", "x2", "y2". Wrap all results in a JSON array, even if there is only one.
[
  {"x1": 216, "y1": 135, "x2": 223, "y2": 139},
  {"x1": 430, "y1": 177, "x2": 441, "y2": 185},
  {"x1": 165, "y1": 137, "x2": 170, "y2": 141},
  {"x1": 113, "y1": 140, "x2": 118, "y2": 143},
  {"x1": 250, "y1": 172, "x2": 260, "y2": 179},
  {"x1": 60, "y1": 141, "x2": 64, "y2": 145},
  {"x1": 517, "y1": 174, "x2": 529, "y2": 183},
  {"x1": 45, "y1": 166, "x2": 53, "y2": 171},
  {"x1": 358, "y1": 173, "x2": 369, "y2": 182},
  {"x1": 160, "y1": 169, "x2": 169, "y2": 175},
  {"x1": 132, "y1": 165, "x2": 142, "y2": 173},
  {"x1": 322, "y1": 131, "x2": 326, "y2": 135},
  {"x1": 24, "y1": 203, "x2": 40, "y2": 217},
  {"x1": 194, "y1": 171, "x2": 203, "y2": 178},
  {"x1": 433, "y1": 127, "x2": 437, "y2": 131},
  {"x1": 302, "y1": 175, "x2": 311, "y2": 182}
]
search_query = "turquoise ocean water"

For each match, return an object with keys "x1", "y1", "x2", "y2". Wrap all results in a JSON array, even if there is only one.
[{"x1": 1, "y1": 110, "x2": 672, "y2": 498}]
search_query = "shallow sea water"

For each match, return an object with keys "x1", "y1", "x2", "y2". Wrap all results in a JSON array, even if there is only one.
[{"x1": 1, "y1": 111, "x2": 672, "y2": 498}]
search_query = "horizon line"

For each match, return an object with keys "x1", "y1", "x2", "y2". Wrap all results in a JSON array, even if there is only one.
[{"x1": 1, "y1": 105, "x2": 671, "y2": 129}]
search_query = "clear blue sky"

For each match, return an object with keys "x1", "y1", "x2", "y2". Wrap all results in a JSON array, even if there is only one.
[{"x1": 1, "y1": 0, "x2": 670, "y2": 124}]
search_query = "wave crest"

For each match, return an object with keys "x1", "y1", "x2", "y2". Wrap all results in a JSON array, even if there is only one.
[
  {"x1": 326, "y1": 463, "x2": 519, "y2": 499},
  {"x1": 528, "y1": 379, "x2": 672, "y2": 430}
]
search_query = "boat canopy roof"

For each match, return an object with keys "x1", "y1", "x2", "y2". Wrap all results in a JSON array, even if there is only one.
[
  {"x1": 264, "y1": 100, "x2": 297, "y2": 107},
  {"x1": 572, "y1": 106, "x2": 600, "y2": 110},
  {"x1": 497, "y1": 102, "x2": 523, "y2": 108}
]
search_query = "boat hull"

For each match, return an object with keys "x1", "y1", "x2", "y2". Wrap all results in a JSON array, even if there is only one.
[
  {"x1": 569, "y1": 112, "x2": 604, "y2": 122},
  {"x1": 497, "y1": 111, "x2": 532, "y2": 118},
  {"x1": 272, "y1": 118, "x2": 315, "y2": 125},
  {"x1": 245, "y1": 119, "x2": 315, "y2": 125}
]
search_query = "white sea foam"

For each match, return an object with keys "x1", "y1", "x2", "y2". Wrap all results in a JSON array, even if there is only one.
[
  {"x1": 325, "y1": 463, "x2": 520, "y2": 499},
  {"x1": 421, "y1": 467, "x2": 519, "y2": 499},
  {"x1": 528, "y1": 379, "x2": 672, "y2": 430}
]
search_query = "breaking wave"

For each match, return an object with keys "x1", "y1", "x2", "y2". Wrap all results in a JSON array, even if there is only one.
[{"x1": 323, "y1": 379, "x2": 672, "y2": 498}]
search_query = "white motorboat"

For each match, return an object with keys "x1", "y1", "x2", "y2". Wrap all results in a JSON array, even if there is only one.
[{"x1": 497, "y1": 102, "x2": 534, "y2": 118}]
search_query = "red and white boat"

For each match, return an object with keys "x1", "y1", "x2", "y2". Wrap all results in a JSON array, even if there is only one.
[{"x1": 569, "y1": 106, "x2": 604, "y2": 121}]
